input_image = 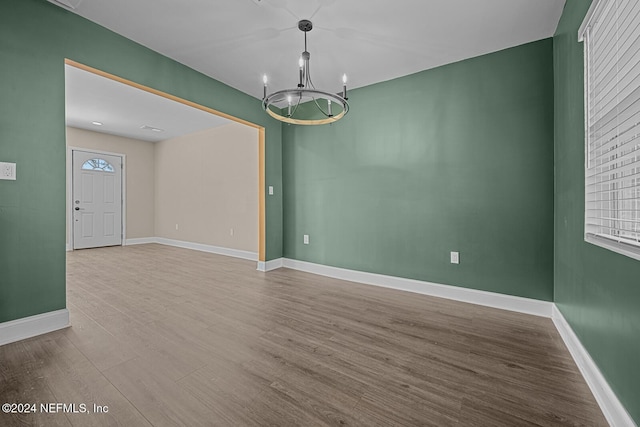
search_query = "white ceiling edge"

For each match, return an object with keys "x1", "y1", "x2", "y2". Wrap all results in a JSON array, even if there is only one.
[
  {"x1": 50, "y1": 0, "x2": 567, "y2": 102},
  {"x1": 48, "y1": 0, "x2": 84, "y2": 10}
]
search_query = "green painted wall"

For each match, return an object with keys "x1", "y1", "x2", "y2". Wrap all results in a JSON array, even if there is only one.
[
  {"x1": 554, "y1": 1, "x2": 640, "y2": 423},
  {"x1": 283, "y1": 39, "x2": 555, "y2": 301},
  {"x1": 1, "y1": 0, "x2": 637, "y2": 421},
  {"x1": 0, "y1": 0, "x2": 283, "y2": 324}
]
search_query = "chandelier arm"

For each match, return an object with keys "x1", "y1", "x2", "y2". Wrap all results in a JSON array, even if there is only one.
[
  {"x1": 289, "y1": 91, "x2": 303, "y2": 118},
  {"x1": 311, "y1": 96, "x2": 331, "y2": 118},
  {"x1": 306, "y1": 61, "x2": 316, "y2": 90},
  {"x1": 303, "y1": 58, "x2": 308, "y2": 88}
]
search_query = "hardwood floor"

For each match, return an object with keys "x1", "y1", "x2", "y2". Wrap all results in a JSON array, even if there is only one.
[{"x1": 0, "y1": 244, "x2": 606, "y2": 426}]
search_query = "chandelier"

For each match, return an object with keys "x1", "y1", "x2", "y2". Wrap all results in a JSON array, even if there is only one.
[{"x1": 262, "y1": 20, "x2": 349, "y2": 126}]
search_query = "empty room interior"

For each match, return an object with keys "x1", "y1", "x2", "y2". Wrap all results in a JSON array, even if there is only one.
[{"x1": 0, "y1": 0, "x2": 639, "y2": 426}]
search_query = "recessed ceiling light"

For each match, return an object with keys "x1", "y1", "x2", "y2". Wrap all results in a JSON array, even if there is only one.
[
  {"x1": 92, "y1": 121, "x2": 103, "y2": 126},
  {"x1": 141, "y1": 125, "x2": 164, "y2": 132}
]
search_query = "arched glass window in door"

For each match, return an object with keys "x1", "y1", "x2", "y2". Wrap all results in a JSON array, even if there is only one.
[{"x1": 81, "y1": 158, "x2": 115, "y2": 172}]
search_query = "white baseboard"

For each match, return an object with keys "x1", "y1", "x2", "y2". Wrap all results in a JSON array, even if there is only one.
[
  {"x1": 0, "y1": 309, "x2": 70, "y2": 347},
  {"x1": 125, "y1": 237, "x2": 156, "y2": 246},
  {"x1": 69, "y1": 237, "x2": 152, "y2": 250},
  {"x1": 281, "y1": 259, "x2": 553, "y2": 317},
  {"x1": 121, "y1": 236, "x2": 258, "y2": 261},
  {"x1": 155, "y1": 237, "x2": 258, "y2": 261},
  {"x1": 257, "y1": 258, "x2": 284, "y2": 272},
  {"x1": 552, "y1": 306, "x2": 636, "y2": 427}
]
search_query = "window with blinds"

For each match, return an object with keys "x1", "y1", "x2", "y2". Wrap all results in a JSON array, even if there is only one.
[{"x1": 580, "y1": 0, "x2": 640, "y2": 260}]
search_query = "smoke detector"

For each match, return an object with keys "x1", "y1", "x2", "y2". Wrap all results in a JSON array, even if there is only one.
[{"x1": 141, "y1": 125, "x2": 164, "y2": 132}]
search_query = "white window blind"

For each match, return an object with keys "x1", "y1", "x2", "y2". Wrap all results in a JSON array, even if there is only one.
[{"x1": 581, "y1": 0, "x2": 640, "y2": 259}]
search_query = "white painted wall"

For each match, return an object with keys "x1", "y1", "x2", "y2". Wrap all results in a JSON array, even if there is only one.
[{"x1": 154, "y1": 122, "x2": 258, "y2": 253}]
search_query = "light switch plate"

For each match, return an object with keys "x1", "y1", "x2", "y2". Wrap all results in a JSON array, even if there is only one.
[
  {"x1": 268, "y1": 186, "x2": 274, "y2": 195},
  {"x1": 450, "y1": 251, "x2": 459, "y2": 264},
  {"x1": 303, "y1": 234, "x2": 309, "y2": 245},
  {"x1": 0, "y1": 162, "x2": 16, "y2": 180}
]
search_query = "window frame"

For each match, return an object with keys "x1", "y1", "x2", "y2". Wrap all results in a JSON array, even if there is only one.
[
  {"x1": 579, "y1": 0, "x2": 640, "y2": 261},
  {"x1": 81, "y1": 158, "x2": 115, "y2": 172}
]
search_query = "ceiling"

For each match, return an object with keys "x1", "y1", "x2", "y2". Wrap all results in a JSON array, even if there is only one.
[
  {"x1": 52, "y1": 0, "x2": 566, "y2": 102},
  {"x1": 65, "y1": 65, "x2": 231, "y2": 142}
]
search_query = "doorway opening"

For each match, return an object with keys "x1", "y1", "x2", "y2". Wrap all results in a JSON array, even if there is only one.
[{"x1": 64, "y1": 59, "x2": 266, "y2": 262}]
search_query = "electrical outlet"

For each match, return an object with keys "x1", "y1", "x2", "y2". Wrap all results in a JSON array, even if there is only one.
[
  {"x1": 230, "y1": 228, "x2": 234, "y2": 236},
  {"x1": 175, "y1": 223, "x2": 179, "y2": 230},
  {"x1": 0, "y1": 162, "x2": 16, "y2": 180},
  {"x1": 303, "y1": 234, "x2": 309, "y2": 245},
  {"x1": 450, "y1": 251, "x2": 459, "y2": 264}
]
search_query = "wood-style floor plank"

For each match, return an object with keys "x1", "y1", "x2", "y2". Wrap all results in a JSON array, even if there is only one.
[{"x1": 0, "y1": 244, "x2": 607, "y2": 426}]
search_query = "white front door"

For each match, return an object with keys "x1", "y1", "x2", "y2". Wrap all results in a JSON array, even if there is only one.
[{"x1": 72, "y1": 150, "x2": 123, "y2": 249}]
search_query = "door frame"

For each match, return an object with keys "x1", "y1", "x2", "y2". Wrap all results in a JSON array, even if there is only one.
[{"x1": 66, "y1": 146, "x2": 127, "y2": 250}]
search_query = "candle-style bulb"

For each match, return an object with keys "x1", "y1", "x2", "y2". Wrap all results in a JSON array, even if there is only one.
[
  {"x1": 298, "y1": 58, "x2": 304, "y2": 87},
  {"x1": 262, "y1": 75, "x2": 268, "y2": 100},
  {"x1": 342, "y1": 74, "x2": 347, "y2": 99}
]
